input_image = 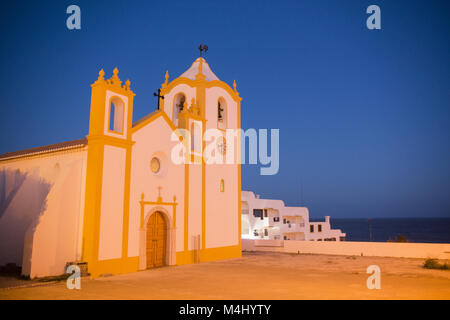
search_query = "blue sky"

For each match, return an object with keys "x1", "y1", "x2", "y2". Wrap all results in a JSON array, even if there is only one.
[{"x1": 1, "y1": 0, "x2": 449, "y2": 218}]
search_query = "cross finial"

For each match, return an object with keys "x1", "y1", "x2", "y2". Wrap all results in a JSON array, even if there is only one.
[
  {"x1": 153, "y1": 88, "x2": 165, "y2": 110},
  {"x1": 195, "y1": 52, "x2": 206, "y2": 80},
  {"x1": 157, "y1": 186, "x2": 163, "y2": 202},
  {"x1": 198, "y1": 44, "x2": 208, "y2": 57}
]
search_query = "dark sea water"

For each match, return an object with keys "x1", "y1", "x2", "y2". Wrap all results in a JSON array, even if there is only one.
[{"x1": 329, "y1": 218, "x2": 450, "y2": 243}]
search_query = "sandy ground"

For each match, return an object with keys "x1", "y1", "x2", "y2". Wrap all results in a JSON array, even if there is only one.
[{"x1": 0, "y1": 252, "x2": 449, "y2": 300}]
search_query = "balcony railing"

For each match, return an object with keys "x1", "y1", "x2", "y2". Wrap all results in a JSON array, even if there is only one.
[{"x1": 285, "y1": 223, "x2": 306, "y2": 230}]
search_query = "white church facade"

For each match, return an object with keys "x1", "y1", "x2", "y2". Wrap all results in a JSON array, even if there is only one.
[
  {"x1": 241, "y1": 191, "x2": 346, "y2": 242},
  {"x1": 0, "y1": 58, "x2": 242, "y2": 278}
]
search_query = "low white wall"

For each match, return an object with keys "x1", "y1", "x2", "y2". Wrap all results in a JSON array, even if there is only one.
[
  {"x1": 254, "y1": 239, "x2": 283, "y2": 247},
  {"x1": 242, "y1": 239, "x2": 284, "y2": 252},
  {"x1": 242, "y1": 239, "x2": 450, "y2": 259}
]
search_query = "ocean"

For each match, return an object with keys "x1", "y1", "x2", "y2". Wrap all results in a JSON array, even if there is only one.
[{"x1": 328, "y1": 218, "x2": 450, "y2": 244}]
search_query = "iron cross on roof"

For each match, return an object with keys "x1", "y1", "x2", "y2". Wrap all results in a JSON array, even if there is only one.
[
  {"x1": 198, "y1": 44, "x2": 208, "y2": 57},
  {"x1": 153, "y1": 88, "x2": 164, "y2": 110},
  {"x1": 157, "y1": 186, "x2": 162, "y2": 198},
  {"x1": 157, "y1": 186, "x2": 163, "y2": 202}
]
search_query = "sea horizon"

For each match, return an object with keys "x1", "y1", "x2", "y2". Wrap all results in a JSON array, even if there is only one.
[{"x1": 316, "y1": 217, "x2": 450, "y2": 244}]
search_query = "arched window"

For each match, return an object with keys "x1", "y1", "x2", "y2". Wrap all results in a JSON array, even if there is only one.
[
  {"x1": 218, "y1": 98, "x2": 227, "y2": 130},
  {"x1": 109, "y1": 97, "x2": 124, "y2": 133},
  {"x1": 220, "y1": 179, "x2": 225, "y2": 192},
  {"x1": 109, "y1": 103, "x2": 115, "y2": 131},
  {"x1": 173, "y1": 93, "x2": 186, "y2": 123}
]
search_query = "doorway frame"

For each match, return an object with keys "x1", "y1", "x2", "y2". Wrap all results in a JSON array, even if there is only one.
[{"x1": 139, "y1": 206, "x2": 176, "y2": 270}]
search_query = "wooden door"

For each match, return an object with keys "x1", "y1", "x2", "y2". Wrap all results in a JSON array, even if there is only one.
[{"x1": 146, "y1": 211, "x2": 167, "y2": 268}]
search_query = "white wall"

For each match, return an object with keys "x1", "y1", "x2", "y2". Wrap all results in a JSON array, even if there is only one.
[
  {"x1": 242, "y1": 239, "x2": 450, "y2": 259},
  {"x1": 98, "y1": 145, "x2": 126, "y2": 261},
  {"x1": 204, "y1": 86, "x2": 239, "y2": 248},
  {"x1": 0, "y1": 148, "x2": 87, "y2": 277},
  {"x1": 188, "y1": 164, "x2": 202, "y2": 250},
  {"x1": 129, "y1": 115, "x2": 185, "y2": 256},
  {"x1": 205, "y1": 163, "x2": 238, "y2": 248}
]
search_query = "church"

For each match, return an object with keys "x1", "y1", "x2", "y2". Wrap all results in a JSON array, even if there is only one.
[{"x1": 0, "y1": 57, "x2": 242, "y2": 278}]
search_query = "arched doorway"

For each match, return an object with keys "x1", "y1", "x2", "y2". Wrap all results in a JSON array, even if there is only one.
[{"x1": 146, "y1": 211, "x2": 167, "y2": 268}]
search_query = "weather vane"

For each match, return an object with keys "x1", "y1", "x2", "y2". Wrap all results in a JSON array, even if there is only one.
[{"x1": 198, "y1": 44, "x2": 208, "y2": 57}]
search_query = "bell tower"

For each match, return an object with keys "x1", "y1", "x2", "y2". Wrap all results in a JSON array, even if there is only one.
[
  {"x1": 87, "y1": 68, "x2": 134, "y2": 138},
  {"x1": 82, "y1": 68, "x2": 135, "y2": 276},
  {"x1": 158, "y1": 56, "x2": 243, "y2": 263}
]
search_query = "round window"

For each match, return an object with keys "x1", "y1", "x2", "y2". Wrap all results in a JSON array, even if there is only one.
[{"x1": 150, "y1": 157, "x2": 161, "y2": 174}]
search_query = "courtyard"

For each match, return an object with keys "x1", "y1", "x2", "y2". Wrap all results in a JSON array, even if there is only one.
[{"x1": 1, "y1": 252, "x2": 449, "y2": 300}]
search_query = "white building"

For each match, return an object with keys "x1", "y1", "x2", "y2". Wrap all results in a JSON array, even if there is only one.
[{"x1": 241, "y1": 191, "x2": 346, "y2": 242}]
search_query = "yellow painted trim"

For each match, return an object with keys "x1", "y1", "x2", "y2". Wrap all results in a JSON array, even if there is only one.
[
  {"x1": 87, "y1": 134, "x2": 134, "y2": 148},
  {"x1": 130, "y1": 111, "x2": 162, "y2": 133},
  {"x1": 82, "y1": 70, "x2": 136, "y2": 278},
  {"x1": 206, "y1": 80, "x2": 242, "y2": 102},
  {"x1": 121, "y1": 145, "x2": 132, "y2": 260},
  {"x1": 141, "y1": 201, "x2": 179, "y2": 206},
  {"x1": 196, "y1": 82, "x2": 207, "y2": 250},
  {"x1": 161, "y1": 77, "x2": 242, "y2": 103},
  {"x1": 175, "y1": 245, "x2": 241, "y2": 265},
  {"x1": 81, "y1": 138, "x2": 105, "y2": 273},
  {"x1": 237, "y1": 100, "x2": 242, "y2": 246},
  {"x1": 139, "y1": 195, "x2": 178, "y2": 228},
  {"x1": 178, "y1": 109, "x2": 205, "y2": 122},
  {"x1": 186, "y1": 153, "x2": 203, "y2": 165},
  {"x1": 90, "y1": 257, "x2": 139, "y2": 277},
  {"x1": 130, "y1": 110, "x2": 179, "y2": 135},
  {"x1": 201, "y1": 245, "x2": 241, "y2": 262},
  {"x1": 92, "y1": 245, "x2": 241, "y2": 276},
  {"x1": 173, "y1": 196, "x2": 177, "y2": 229},
  {"x1": 91, "y1": 78, "x2": 136, "y2": 99},
  {"x1": 140, "y1": 198, "x2": 145, "y2": 229},
  {"x1": 158, "y1": 109, "x2": 179, "y2": 132},
  {"x1": 88, "y1": 83, "x2": 107, "y2": 136}
]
